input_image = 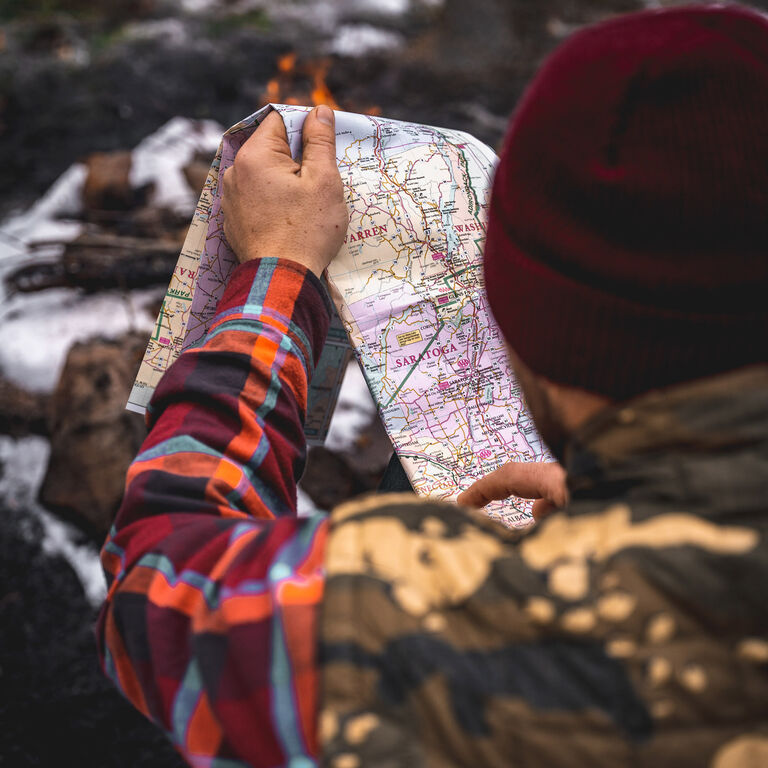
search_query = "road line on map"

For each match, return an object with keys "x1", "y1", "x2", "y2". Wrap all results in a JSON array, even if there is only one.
[
  {"x1": 398, "y1": 452, "x2": 457, "y2": 477},
  {"x1": 384, "y1": 320, "x2": 445, "y2": 407},
  {"x1": 151, "y1": 299, "x2": 167, "y2": 341}
]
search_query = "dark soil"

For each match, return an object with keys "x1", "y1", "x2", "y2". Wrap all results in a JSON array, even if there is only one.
[{"x1": 0, "y1": 503, "x2": 186, "y2": 768}]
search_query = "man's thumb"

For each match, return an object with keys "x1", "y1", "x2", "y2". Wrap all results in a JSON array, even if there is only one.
[{"x1": 301, "y1": 105, "x2": 337, "y2": 174}]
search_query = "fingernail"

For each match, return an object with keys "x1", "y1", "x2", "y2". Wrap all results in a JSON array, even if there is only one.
[{"x1": 316, "y1": 104, "x2": 334, "y2": 126}]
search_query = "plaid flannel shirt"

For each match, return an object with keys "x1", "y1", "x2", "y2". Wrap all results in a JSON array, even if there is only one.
[{"x1": 97, "y1": 258, "x2": 331, "y2": 768}]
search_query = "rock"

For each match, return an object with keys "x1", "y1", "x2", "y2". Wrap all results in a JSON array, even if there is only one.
[
  {"x1": 38, "y1": 332, "x2": 147, "y2": 539},
  {"x1": 82, "y1": 150, "x2": 144, "y2": 212},
  {"x1": 182, "y1": 153, "x2": 213, "y2": 199},
  {"x1": 301, "y1": 416, "x2": 392, "y2": 510},
  {"x1": 0, "y1": 377, "x2": 50, "y2": 438},
  {"x1": 300, "y1": 446, "x2": 367, "y2": 511}
]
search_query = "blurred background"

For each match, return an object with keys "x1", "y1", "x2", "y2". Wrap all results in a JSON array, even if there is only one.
[{"x1": 0, "y1": 0, "x2": 766, "y2": 765}]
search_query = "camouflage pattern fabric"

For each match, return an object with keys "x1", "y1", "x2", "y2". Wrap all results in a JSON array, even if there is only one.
[{"x1": 320, "y1": 366, "x2": 768, "y2": 767}]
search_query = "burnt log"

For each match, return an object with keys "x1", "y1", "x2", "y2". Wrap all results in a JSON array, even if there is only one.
[
  {"x1": 61, "y1": 233, "x2": 181, "y2": 291},
  {"x1": 6, "y1": 232, "x2": 180, "y2": 293}
]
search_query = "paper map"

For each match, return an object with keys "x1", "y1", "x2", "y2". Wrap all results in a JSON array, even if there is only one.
[{"x1": 128, "y1": 104, "x2": 552, "y2": 527}]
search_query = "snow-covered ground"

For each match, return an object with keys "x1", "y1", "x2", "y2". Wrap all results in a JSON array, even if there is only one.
[
  {"x1": 0, "y1": 163, "x2": 87, "y2": 268},
  {"x1": 0, "y1": 287, "x2": 159, "y2": 393},
  {"x1": 0, "y1": 117, "x2": 222, "y2": 271}
]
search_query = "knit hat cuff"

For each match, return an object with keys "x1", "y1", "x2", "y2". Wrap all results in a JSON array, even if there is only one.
[{"x1": 483, "y1": 217, "x2": 763, "y2": 401}]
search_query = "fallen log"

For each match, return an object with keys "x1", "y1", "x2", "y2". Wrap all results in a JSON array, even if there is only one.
[{"x1": 6, "y1": 233, "x2": 180, "y2": 293}]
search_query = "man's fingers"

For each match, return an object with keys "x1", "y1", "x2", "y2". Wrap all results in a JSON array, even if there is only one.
[
  {"x1": 457, "y1": 464, "x2": 534, "y2": 508},
  {"x1": 455, "y1": 477, "x2": 499, "y2": 509},
  {"x1": 239, "y1": 110, "x2": 295, "y2": 168},
  {"x1": 259, "y1": 110, "x2": 292, "y2": 152},
  {"x1": 457, "y1": 461, "x2": 568, "y2": 509},
  {"x1": 532, "y1": 497, "x2": 555, "y2": 522},
  {"x1": 300, "y1": 105, "x2": 338, "y2": 176}
]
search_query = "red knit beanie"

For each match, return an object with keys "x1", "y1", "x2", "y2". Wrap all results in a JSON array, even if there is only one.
[{"x1": 483, "y1": 4, "x2": 768, "y2": 401}]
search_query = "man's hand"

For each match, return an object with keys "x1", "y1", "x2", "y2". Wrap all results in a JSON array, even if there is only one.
[
  {"x1": 457, "y1": 461, "x2": 568, "y2": 521},
  {"x1": 222, "y1": 105, "x2": 348, "y2": 277}
]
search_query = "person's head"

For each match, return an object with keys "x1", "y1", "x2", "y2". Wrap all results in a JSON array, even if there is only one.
[{"x1": 483, "y1": 4, "x2": 768, "y2": 459}]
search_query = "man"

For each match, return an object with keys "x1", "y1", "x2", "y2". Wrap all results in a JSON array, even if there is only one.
[{"x1": 98, "y1": 5, "x2": 768, "y2": 767}]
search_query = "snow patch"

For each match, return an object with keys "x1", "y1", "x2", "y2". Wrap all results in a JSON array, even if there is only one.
[
  {"x1": 32, "y1": 504, "x2": 107, "y2": 607},
  {"x1": 0, "y1": 163, "x2": 86, "y2": 269},
  {"x1": 122, "y1": 18, "x2": 191, "y2": 47},
  {"x1": 329, "y1": 24, "x2": 404, "y2": 57},
  {"x1": 296, "y1": 486, "x2": 324, "y2": 517},
  {"x1": 325, "y1": 360, "x2": 377, "y2": 453},
  {"x1": 267, "y1": 1, "x2": 339, "y2": 34},
  {"x1": 130, "y1": 116, "x2": 223, "y2": 214},
  {"x1": 177, "y1": 0, "x2": 223, "y2": 12},
  {"x1": 0, "y1": 435, "x2": 49, "y2": 507},
  {"x1": 352, "y1": 0, "x2": 410, "y2": 16},
  {"x1": 0, "y1": 286, "x2": 160, "y2": 393}
]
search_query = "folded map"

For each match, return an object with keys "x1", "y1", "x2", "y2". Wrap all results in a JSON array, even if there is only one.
[{"x1": 127, "y1": 104, "x2": 552, "y2": 527}]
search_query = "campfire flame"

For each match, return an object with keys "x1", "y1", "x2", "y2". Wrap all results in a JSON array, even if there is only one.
[
  {"x1": 310, "y1": 59, "x2": 341, "y2": 110},
  {"x1": 263, "y1": 51, "x2": 378, "y2": 114},
  {"x1": 264, "y1": 52, "x2": 340, "y2": 109},
  {"x1": 278, "y1": 52, "x2": 296, "y2": 74}
]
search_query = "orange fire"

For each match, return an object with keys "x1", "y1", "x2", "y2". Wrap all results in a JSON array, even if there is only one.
[
  {"x1": 277, "y1": 51, "x2": 296, "y2": 73},
  {"x1": 310, "y1": 59, "x2": 341, "y2": 110},
  {"x1": 263, "y1": 52, "x2": 369, "y2": 113}
]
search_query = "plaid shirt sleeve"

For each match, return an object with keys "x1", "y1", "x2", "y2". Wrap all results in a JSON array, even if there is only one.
[{"x1": 96, "y1": 257, "x2": 332, "y2": 768}]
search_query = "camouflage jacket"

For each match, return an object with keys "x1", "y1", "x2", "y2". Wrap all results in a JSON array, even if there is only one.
[{"x1": 320, "y1": 366, "x2": 768, "y2": 767}]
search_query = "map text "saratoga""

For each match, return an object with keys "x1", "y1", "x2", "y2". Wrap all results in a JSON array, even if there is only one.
[{"x1": 394, "y1": 343, "x2": 458, "y2": 368}]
